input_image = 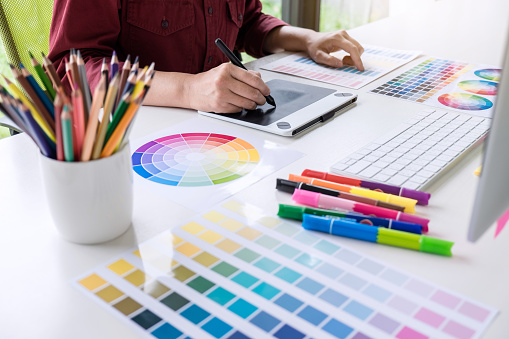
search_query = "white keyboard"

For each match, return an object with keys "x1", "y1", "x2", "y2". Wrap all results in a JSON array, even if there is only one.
[{"x1": 331, "y1": 109, "x2": 490, "y2": 190}]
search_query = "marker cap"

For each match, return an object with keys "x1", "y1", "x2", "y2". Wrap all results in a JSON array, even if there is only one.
[
  {"x1": 402, "y1": 188, "x2": 431, "y2": 206},
  {"x1": 278, "y1": 204, "x2": 306, "y2": 220},
  {"x1": 420, "y1": 236, "x2": 454, "y2": 256},
  {"x1": 398, "y1": 213, "x2": 430, "y2": 233},
  {"x1": 292, "y1": 189, "x2": 319, "y2": 206}
]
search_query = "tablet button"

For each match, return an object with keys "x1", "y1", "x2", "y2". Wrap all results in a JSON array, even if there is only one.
[
  {"x1": 277, "y1": 122, "x2": 291, "y2": 129},
  {"x1": 335, "y1": 93, "x2": 353, "y2": 97}
]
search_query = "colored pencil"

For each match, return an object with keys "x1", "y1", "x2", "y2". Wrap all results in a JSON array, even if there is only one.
[
  {"x1": 116, "y1": 55, "x2": 130, "y2": 107},
  {"x1": 76, "y1": 50, "x2": 92, "y2": 119},
  {"x1": 101, "y1": 58, "x2": 109, "y2": 93},
  {"x1": 41, "y1": 52, "x2": 64, "y2": 90},
  {"x1": 100, "y1": 95, "x2": 141, "y2": 158},
  {"x1": 29, "y1": 51, "x2": 56, "y2": 100},
  {"x1": 110, "y1": 51, "x2": 119, "y2": 80},
  {"x1": 69, "y1": 52, "x2": 81, "y2": 92},
  {"x1": 64, "y1": 59, "x2": 73, "y2": 88},
  {"x1": 21, "y1": 65, "x2": 55, "y2": 119},
  {"x1": 0, "y1": 94, "x2": 28, "y2": 133},
  {"x1": 81, "y1": 75, "x2": 107, "y2": 161},
  {"x1": 2, "y1": 74, "x2": 55, "y2": 141},
  {"x1": 19, "y1": 102, "x2": 55, "y2": 158},
  {"x1": 91, "y1": 74, "x2": 119, "y2": 159},
  {"x1": 61, "y1": 105, "x2": 74, "y2": 161},
  {"x1": 54, "y1": 94, "x2": 64, "y2": 161},
  {"x1": 105, "y1": 92, "x2": 131, "y2": 144},
  {"x1": 71, "y1": 84, "x2": 85, "y2": 159}
]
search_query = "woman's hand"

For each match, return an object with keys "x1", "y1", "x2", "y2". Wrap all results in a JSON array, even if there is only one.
[
  {"x1": 186, "y1": 63, "x2": 270, "y2": 113},
  {"x1": 306, "y1": 30, "x2": 365, "y2": 71}
]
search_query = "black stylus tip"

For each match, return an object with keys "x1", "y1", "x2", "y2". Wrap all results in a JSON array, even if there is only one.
[{"x1": 266, "y1": 95, "x2": 276, "y2": 107}]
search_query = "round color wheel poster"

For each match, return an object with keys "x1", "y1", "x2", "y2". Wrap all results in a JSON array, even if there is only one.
[
  {"x1": 458, "y1": 80, "x2": 498, "y2": 95},
  {"x1": 132, "y1": 133, "x2": 259, "y2": 186},
  {"x1": 438, "y1": 93, "x2": 493, "y2": 111},
  {"x1": 474, "y1": 68, "x2": 501, "y2": 82}
]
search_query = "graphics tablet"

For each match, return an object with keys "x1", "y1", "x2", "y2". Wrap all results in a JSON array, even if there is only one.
[{"x1": 198, "y1": 79, "x2": 357, "y2": 136}]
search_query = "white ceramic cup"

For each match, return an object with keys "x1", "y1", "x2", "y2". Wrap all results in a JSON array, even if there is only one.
[{"x1": 40, "y1": 144, "x2": 133, "y2": 244}]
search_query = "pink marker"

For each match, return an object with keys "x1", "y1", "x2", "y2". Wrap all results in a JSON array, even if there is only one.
[{"x1": 292, "y1": 189, "x2": 429, "y2": 232}]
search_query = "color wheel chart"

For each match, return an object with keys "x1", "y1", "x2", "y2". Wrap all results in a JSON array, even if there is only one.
[
  {"x1": 130, "y1": 119, "x2": 304, "y2": 211},
  {"x1": 261, "y1": 45, "x2": 421, "y2": 89},
  {"x1": 370, "y1": 58, "x2": 500, "y2": 118},
  {"x1": 132, "y1": 133, "x2": 259, "y2": 187},
  {"x1": 75, "y1": 200, "x2": 498, "y2": 339}
]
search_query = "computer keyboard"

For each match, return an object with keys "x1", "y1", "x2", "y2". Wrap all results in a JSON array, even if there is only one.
[{"x1": 330, "y1": 109, "x2": 490, "y2": 191}]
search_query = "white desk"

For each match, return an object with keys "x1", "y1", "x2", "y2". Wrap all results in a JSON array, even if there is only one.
[{"x1": 1, "y1": 0, "x2": 508, "y2": 337}]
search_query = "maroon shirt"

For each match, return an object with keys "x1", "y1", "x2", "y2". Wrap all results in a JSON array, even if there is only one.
[{"x1": 48, "y1": 0, "x2": 287, "y2": 91}]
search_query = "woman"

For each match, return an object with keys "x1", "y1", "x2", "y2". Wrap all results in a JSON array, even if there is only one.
[{"x1": 48, "y1": 0, "x2": 364, "y2": 113}]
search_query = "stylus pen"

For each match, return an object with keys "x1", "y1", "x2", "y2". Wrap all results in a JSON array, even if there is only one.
[
  {"x1": 302, "y1": 214, "x2": 452, "y2": 256},
  {"x1": 277, "y1": 204, "x2": 423, "y2": 234},
  {"x1": 276, "y1": 178, "x2": 406, "y2": 212},
  {"x1": 215, "y1": 38, "x2": 276, "y2": 107}
]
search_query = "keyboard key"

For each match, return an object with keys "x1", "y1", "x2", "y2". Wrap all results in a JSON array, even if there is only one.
[
  {"x1": 387, "y1": 175, "x2": 409, "y2": 186},
  {"x1": 358, "y1": 166, "x2": 382, "y2": 178},
  {"x1": 347, "y1": 160, "x2": 372, "y2": 174},
  {"x1": 403, "y1": 181, "x2": 421, "y2": 190}
]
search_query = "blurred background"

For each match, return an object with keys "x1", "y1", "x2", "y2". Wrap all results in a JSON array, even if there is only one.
[{"x1": 0, "y1": 0, "x2": 437, "y2": 139}]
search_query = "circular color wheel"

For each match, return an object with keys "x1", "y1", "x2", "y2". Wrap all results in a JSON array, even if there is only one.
[
  {"x1": 438, "y1": 93, "x2": 493, "y2": 111},
  {"x1": 457, "y1": 80, "x2": 498, "y2": 95},
  {"x1": 474, "y1": 69, "x2": 501, "y2": 82},
  {"x1": 132, "y1": 133, "x2": 259, "y2": 186}
]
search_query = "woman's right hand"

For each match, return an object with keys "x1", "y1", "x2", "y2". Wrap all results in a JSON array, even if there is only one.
[{"x1": 185, "y1": 63, "x2": 271, "y2": 113}]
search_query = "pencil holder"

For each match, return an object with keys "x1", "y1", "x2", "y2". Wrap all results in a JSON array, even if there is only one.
[{"x1": 40, "y1": 144, "x2": 133, "y2": 244}]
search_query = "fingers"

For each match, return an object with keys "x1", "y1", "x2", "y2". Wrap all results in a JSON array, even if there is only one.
[
  {"x1": 314, "y1": 50, "x2": 343, "y2": 68},
  {"x1": 229, "y1": 64, "x2": 271, "y2": 97},
  {"x1": 338, "y1": 38, "x2": 364, "y2": 71}
]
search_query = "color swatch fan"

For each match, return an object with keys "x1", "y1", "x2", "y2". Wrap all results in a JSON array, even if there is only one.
[
  {"x1": 129, "y1": 118, "x2": 304, "y2": 211},
  {"x1": 132, "y1": 133, "x2": 259, "y2": 187}
]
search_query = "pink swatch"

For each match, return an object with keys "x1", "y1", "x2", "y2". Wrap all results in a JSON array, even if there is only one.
[{"x1": 495, "y1": 206, "x2": 509, "y2": 238}]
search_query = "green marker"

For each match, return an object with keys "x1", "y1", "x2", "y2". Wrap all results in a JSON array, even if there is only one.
[{"x1": 302, "y1": 213, "x2": 453, "y2": 256}]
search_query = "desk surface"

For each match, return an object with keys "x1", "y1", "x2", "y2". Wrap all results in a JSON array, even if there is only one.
[{"x1": 2, "y1": 0, "x2": 509, "y2": 337}]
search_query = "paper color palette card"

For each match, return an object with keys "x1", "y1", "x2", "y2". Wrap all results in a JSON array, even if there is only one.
[
  {"x1": 261, "y1": 45, "x2": 421, "y2": 90},
  {"x1": 370, "y1": 58, "x2": 501, "y2": 118},
  {"x1": 74, "y1": 200, "x2": 497, "y2": 339},
  {"x1": 130, "y1": 118, "x2": 303, "y2": 211}
]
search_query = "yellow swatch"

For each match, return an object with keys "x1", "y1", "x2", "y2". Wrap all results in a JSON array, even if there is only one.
[
  {"x1": 193, "y1": 252, "x2": 220, "y2": 267},
  {"x1": 202, "y1": 211, "x2": 227, "y2": 223},
  {"x1": 222, "y1": 200, "x2": 243, "y2": 212},
  {"x1": 215, "y1": 239, "x2": 241, "y2": 253},
  {"x1": 182, "y1": 221, "x2": 206, "y2": 235},
  {"x1": 237, "y1": 227, "x2": 263, "y2": 240},
  {"x1": 257, "y1": 216, "x2": 281, "y2": 228},
  {"x1": 198, "y1": 230, "x2": 223, "y2": 244},
  {"x1": 219, "y1": 218, "x2": 243, "y2": 231},
  {"x1": 176, "y1": 242, "x2": 201, "y2": 257},
  {"x1": 79, "y1": 274, "x2": 107, "y2": 291},
  {"x1": 124, "y1": 269, "x2": 149, "y2": 287},
  {"x1": 108, "y1": 259, "x2": 135, "y2": 275},
  {"x1": 96, "y1": 285, "x2": 124, "y2": 303}
]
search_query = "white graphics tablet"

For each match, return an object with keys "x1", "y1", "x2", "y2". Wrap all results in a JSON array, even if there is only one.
[{"x1": 198, "y1": 79, "x2": 357, "y2": 136}]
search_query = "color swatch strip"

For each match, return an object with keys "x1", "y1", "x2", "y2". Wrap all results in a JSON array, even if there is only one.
[
  {"x1": 74, "y1": 200, "x2": 497, "y2": 339},
  {"x1": 132, "y1": 133, "x2": 259, "y2": 187},
  {"x1": 261, "y1": 45, "x2": 420, "y2": 89}
]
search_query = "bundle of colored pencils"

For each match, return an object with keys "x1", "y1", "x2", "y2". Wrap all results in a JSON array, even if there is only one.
[{"x1": 0, "y1": 50, "x2": 154, "y2": 161}]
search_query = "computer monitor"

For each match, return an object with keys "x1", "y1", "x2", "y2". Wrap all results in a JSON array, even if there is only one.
[{"x1": 468, "y1": 33, "x2": 509, "y2": 242}]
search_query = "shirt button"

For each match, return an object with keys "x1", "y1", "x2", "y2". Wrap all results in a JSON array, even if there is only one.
[
  {"x1": 161, "y1": 19, "x2": 169, "y2": 29},
  {"x1": 208, "y1": 7, "x2": 213, "y2": 14},
  {"x1": 238, "y1": 14, "x2": 243, "y2": 21},
  {"x1": 207, "y1": 56, "x2": 213, "y2": 64}
]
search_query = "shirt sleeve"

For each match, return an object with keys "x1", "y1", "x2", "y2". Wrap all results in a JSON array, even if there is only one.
[
  {"x1": 48, "y1": 0, "x2": 123, "y2": 92},
  {"x1": 235, "y1": 0, "x2": 289, "y2": 59}
]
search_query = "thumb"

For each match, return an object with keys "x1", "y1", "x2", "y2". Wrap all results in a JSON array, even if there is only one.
[{"x1": 313, "y1": 50, "x2": 343, "y2": 68}]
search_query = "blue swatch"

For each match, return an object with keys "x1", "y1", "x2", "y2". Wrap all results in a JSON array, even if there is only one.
[
  {"x1": 274, "y1": 267, "x2": 302, "y2": 283},
  {"x1": 293, "y1": 231, "x2": 320, "y2": 245},
  {"x1": 131, "y1": 309, "x2": 162, "y2": 329},
  {"x1": 151, "y1": 323, "x2": 183, "y2": 339},
  {"x1": 316, "y1": 263, "x2": 344, "y2": 279},
  {"x1": 362, "y1": 284, "x2": 392, "y2": 303},
  {"x1": 322, "y1": 319, "x2": 354, "y2": 339},
  {"x1": 274, "y1": 244, "x2": 300, "y2": 259},
  {"x1": 319, "y1": 288, "x2": 348, "y2": 307},
  {"x1": 231, "y1": 272, "x2": 259, "y2": 288},
  {"x1": 180, "y1": 304, "x2": 210, "y2": 324},
  {"x1": 252, "y1": 282, "x2": 281, "y2": 300},
  {"x1": 296, "y1": 277, "x2": 325, "y2": 295},
  {"x1": 343, "y1": 300, "x2": 373, "y2": 320},
  {"x1": 227, "y1": 331, "x2": 250, "y2": 339},
  {"x1": 356, "y1": 259, "x2": 385, "y2": 275},
  {"x1": 207, "y1": 287, "x2": 236, "y2": 306},
  {"x1": 253, "y1": 257, "x2": 281, "y2": 273},
  {"x1": 297, "y1": 305, "x2": 328, "y2": 325},
  {"x1": 334, "y1": 249, "x2": 362, "y2": 264},
  {"x1": 294, "y1": 253, "x2": 322, "y2": 269},
  {"x1": 250, "y1": 311, "x2": 281, "y2": 332},
  {"x1": 274, "y1": 324, "x2": 305, "y2": 339},
  {"x1": 227, "y1": 299, "x2": 258, "y2": 319},
  {"x1": 201, "y1": 317, "x2": 233, "y2": 338},
  {"x1": 313, "y1": 240, "x2": 341, "y2": 254},
  {"x1": 274, "y1": 293, "x2": 304, "y2": 312},
  {"x1": 339, "y1": 273, "x2": 367, "y2": 291}
]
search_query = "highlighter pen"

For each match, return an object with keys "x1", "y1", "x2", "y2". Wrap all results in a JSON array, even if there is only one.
[
  {"x1": 292, "y1": 189, "x2": 429, "y2": 232},
  {"x1": 289, "y1": 174, "x2": 417, "y2": 214},
  {"x1": 277, "y1": 204, "x2": 423, "y2": 234},
  {"x1": 215, "y1": 38, "x2": 276, "y2": 107},
  {"x1": 302, "y1": 214, "x2": 452, "y2": 256},
  {"x1": 276, "y1": 178, "x2": 405, "y2": 212},
  {"x1": 302, "y1": 169, "x2": 431, "y2": 206}
]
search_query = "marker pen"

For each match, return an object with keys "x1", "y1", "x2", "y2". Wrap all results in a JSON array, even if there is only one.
[
  {"x1": 289, "y1": 174, "x2": 417, "y2": 213},
  {"x1": 302, "y1": 214, "x2": 452, "y2": 256},
  {"x1": 277, "y1": 204, "x2": 423, "y2": 234},
  {"x1": 302, "y1": 169, "x2": 431, "y2": 206},
  {"x1": 292, "y1": 189, "x2": 429, "y2": 232},
  {"x1": 276, "y1": 178, "x2": 405, "y2": 212}
]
